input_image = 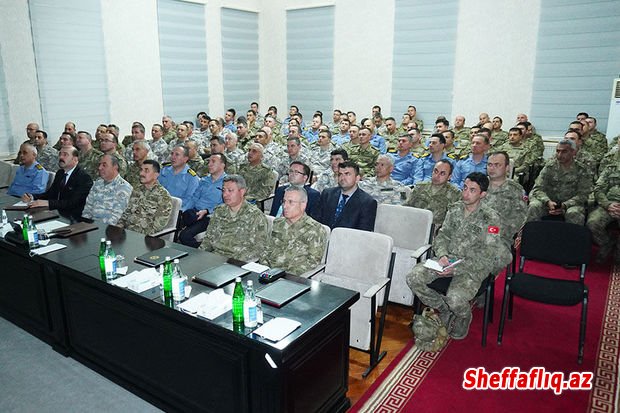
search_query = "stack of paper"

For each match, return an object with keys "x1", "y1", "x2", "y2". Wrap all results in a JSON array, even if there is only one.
[
  {"x1": 253, "y1": 318, "x2": 301, "y2": 342},
  {"x1": 111, "y1": 267, "x2": 161, "y2": 293},
  {"x1": 177, "y1": 289, "x2": 231, "y2": 320}
]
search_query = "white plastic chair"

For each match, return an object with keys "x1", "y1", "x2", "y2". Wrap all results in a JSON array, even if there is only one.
[
  {"x1": 151, "y1": 196, "x2": 182, "y2": 242},
  {"x1": 313, "y1": 227, "x2": 395, "y2": 377},
  {"x1": 374, "y1": 204, "x2": 434, "y2": 306}
]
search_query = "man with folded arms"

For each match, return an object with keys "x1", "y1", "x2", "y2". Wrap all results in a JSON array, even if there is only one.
[
  {"x1": 261, "y1": 186, "x2": 327, "y2": 276},
  {"x1": 117, "y1": 160, "x2": 172, "y2": 236}
]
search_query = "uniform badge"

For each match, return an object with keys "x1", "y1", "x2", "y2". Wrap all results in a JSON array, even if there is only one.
[{"x1": 487, "y1": 225, "x2": 500, "y2": 234}]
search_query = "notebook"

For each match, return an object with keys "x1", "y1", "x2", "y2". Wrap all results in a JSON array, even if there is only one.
[
  {"x1": 134, "y1": 247, "x2": 188, "y2": 267},
  {"x1": 192, "y1": 263, "x2": 250, "y2": 288},
  {"x1": 256, "y1": 279, "x2": 310, "y2": 308}
]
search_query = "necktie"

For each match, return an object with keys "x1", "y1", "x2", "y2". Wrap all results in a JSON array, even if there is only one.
[{"x1": 333, "y1": 194, "x2": 349, "y2": 224}]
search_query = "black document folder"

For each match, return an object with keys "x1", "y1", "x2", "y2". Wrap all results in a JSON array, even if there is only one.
[
  {"x1": 135, "y1": 247, "x2": 188, "y2": 267},
  {"x1": 256, "y1": 279, "x2": 310, "y2": 308},
  {"x1": 192, "y1": 263, "x2": 250, "y2": 288}
]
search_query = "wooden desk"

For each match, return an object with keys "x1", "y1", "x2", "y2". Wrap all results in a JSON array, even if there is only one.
[{"x1": 0, "y1": 199, "x2": 358, "y2": 412}]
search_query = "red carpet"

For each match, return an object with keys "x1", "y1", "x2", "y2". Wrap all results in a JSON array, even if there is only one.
[{"x1": 351, "y1": 259, "x2": 619, "y2": 413}]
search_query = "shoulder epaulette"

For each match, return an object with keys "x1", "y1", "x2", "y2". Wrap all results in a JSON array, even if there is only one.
[
  {"x1": 162, "y1": 162, "x2": 172, "y2": 167},
  {"x1": 419, "y1": 152, "x2": 431, "y2": 158},
  {"x1": 188, "y1": 168, "x2": 197, "y2": 176},
  {"x1": 457, "y1": 153, "x2": 467, "y2": 160},
  {"x1": 35, "y1": 163, "x2": 43, "y2": 170}
]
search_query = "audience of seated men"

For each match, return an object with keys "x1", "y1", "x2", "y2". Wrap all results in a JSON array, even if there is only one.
[
  {"x1": 407, "y1": 172, "x2": 511, "y2": 340},
  {"x1": 270, "y1": 161, "x2": 319, "y2": 219},
  {"x1": 158, "y1": 144, "x2": 200, "y2": 211},
  {"x1": 178, "y1": 153, "x2": 227, "y2": 248},
  {"x1": 81, "y1": 154, "x2": 133, "y2": 225},
  {"x1": 261, "y1": 186, "x2": 327, "y2": 276},
  {"x1": 23, "y1": 146, "x2": 93, "y2": 220},
  {"x1": 116, "y1": 160, "x2": 172, "y2": 236},
  {"x1": 7, "y1": 143, "x2": 49, "y2": 197},
  {"x1": 317, "y1": 160, "x2": 377, "y2": 232},
  {"x1": 199, "y1": 175, "x2": 269, "y2": 262},
  {"x1": 404, "y1": 159, "x2": 461, "y2": 228}
]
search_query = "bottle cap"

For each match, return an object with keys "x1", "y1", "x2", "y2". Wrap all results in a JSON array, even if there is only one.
[
  {"x1": 165, "y1": 256, "x2": 171, "y2": 260},
  {"x1": 247, "y1": 280, "x2": 253, "y2": 286},
  {"x1": 235, "y1": 277, "x2": 241, "y2": 282},
  {"x1": 106, "y1": 240, "x2": 111, "y2": 245},
  {"x1": 173, "y1": 259, "x2": 180, "y2": 263},
  {"x1": 100, "y1": 238, "x2": 106, "y2": 242}
]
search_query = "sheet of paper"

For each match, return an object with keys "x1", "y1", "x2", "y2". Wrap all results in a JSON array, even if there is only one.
[
  {"x1": 177, "y1": 289, "x2": 231, "y2": 320},
  {"x1": 110, "y1": 267, "x2": 161, "y2": 293},
  {"x1": 30, "y1": 243, "x2": 67, "y2": 255},
  {"x1": 11, "y1": 201, "x2": 28, "y2": 207},
  {"x1": 37, "y1": 220, "x2": 69, "y2": 233},
  {"x1": 0, "y1": 222, "x2": 12, "y2": 237},
  {"x1": 423, "y1": 259, "x2": 444, "y2": 272},
  {"x1": 253, "y1": 317, "x2": 301, "y2": 342},
  {"x1": 242, "y1": 262, "x2": 270, "y2": 273}
]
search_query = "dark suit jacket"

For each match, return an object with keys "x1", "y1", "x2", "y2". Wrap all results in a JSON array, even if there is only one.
[
  {"x1": 317, "y1": 186, "x2": 377, "y2": 231},
  {"x1": 35, "y1": 165, "x2": 93, "y2": 220},
  {"x1": 269, "y1": 184, "x2": 320, "y2": 219}
]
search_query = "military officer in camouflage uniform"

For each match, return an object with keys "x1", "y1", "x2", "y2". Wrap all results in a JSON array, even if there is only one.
[
  {"x1": 498, "y1": 127, "x2": 534, "y2": 179},
  {"x1": 483, "y1": 151, "x2": 527, "y2": 247},
  {"x1": 348, "y1": 127, "x2": 379, "y2": 178},
  {"x1": 310, "y1": 130, "x2": 336, "y2": 179},
  {"x1": 564, "y1": 130, "x2": 597, "y2": 182},
  {"x1": 275, "y1": 137, "x2": 311, "y2": 182},
  {"x1": 404, "y1": 159, "x2": 460, "y2": 227},
  {"x1": 526, "y1": 140, "x2": 593, "y2": 225},
  {"x1": 255, "y1": 128, "x2": 284, "y2": 171},
  {"x1": 124, "y1": 140, "x2": 151, "y2": 188},
  {"x1": 407, "y1": 105, "x2": 423, "y2": 131},
  {"x1": 117, "y1": 160, "x2": 172, "y2": 235},
  {"x1": 585, "y1": 117, "x2": 608, "y2": 163},
  {"x1": 312, "y1": 149, "x2": 348, "y2": 192},
  {"x1": 238, "y1": 143, "x2": 276, "y2": 202},
  {"x1": 381, "y1": 117, "x2": 400, "y2": 153},
  {"x1": 491, "y1": 116, "x2": 508, "y2": 149},
  {"x1": 261, "y1": 186, "x2": 327, "y2": 275},
  {"x1": 517, "y1": 122, "x2": 544, "y2": 161},
  {"x1": 150, "y1": 124, "x2": 170, "y2": 165},
  {"x1": 340, "y1": 124, "x2": 360, "y2": 154},
  {"x1": 199, "y1": 175, "x2": 269, "y2": 262},
  {"x1": 32, "y1": 130, "x2": 59, "y2": 172},
  {"x1": 123, "y1": 123, "x2": 151, "y2": 162},
  {"x1": 264, "y1": 116, "x2": 285, "y2": 145},
  {"x1": 570, "y1": 120, "x2": 608, "y2": 165},
  {"x1": 587, "y1": 162, "x2": 620, "y2": 263},
  {"x1": 407, "y1": 172, "x2": 511, "y2": 340},
  {"x1": 224, "y1": 131, "x2": 245, "y2": 172},
  {"x1": 98, "y1": 132, "x2": 128, "y2": 178},
  {"x1": 453, "y1": 115, "x2": 471, "y2": 150},
  {"x1": 162, "y1": 115, "x2": 177, "y2": 143},
  {"x1": 186, "y1": 140, "x2": 206, "y2": 176},
  {"x1": 76, "y1": 131, "x2": 103, "y2": 181},
  {"x1": 81, "y1": 154, "x2": 133, "y2": 225},
  {"x1": 359, "y1": 155, "x2": 409, "y2": 205}
]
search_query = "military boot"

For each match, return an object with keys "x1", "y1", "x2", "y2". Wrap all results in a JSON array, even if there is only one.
[{"x1": 450, "y1": 309, "x2": 472, "y2": 340}]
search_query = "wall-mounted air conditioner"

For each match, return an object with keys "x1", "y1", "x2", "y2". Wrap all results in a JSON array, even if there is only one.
[{"x1": 606, "y1": 78, "x2": 620, "y2": 143}]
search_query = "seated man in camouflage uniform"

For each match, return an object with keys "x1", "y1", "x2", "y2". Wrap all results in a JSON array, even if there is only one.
[
  {"x1": 526, "y1": 139, "x2": 593, "y2": 225},
  {"x1": 348, "y1": 126, "x2": 379, "y2": 178},
  {"x1": 76, "y1": 131, "x2": 103, "y2": 181},
  {"x1": 199, "y1": 175, "x2": 269, "y2": 262},
  {"x1": 98, "y1": 132, "x2": 128, "y2": 178},
  {"x1": 404, "y1": 159, "x2": 460, "y2": 228},
  {"x1": 117, "y1": 160, "x2": 172, "y2": 236},
  {"x1": 149, "y1": 123, "x2": 170, "y2": 165},
  {"x1": 359, "y1": 154, "x2": 409, "y2": 205},
  {"x1": 124, "y1": 140, "x2": 150, "y2": 188},
  {"x1": 407, "y1": 172, "x2": 511, "y2": 340},
  {"x1": 261, "y1": 186, "x2": 327, "y2": 276},
  {"x1": 312, "y1": 148, "x2": 348, "y2": 193},
  {"x1": 587, "y1": 162, "x2": 620, "y2": 263},
  {"x1": 238, "y1": 143, "x2": 275, "y2": 202},
  {"x1": 32, "y1": 130, "x2": 59, "y2": 172},
  {"x1": 81, "y1": 154, "x2": 133, "y2": 225}
]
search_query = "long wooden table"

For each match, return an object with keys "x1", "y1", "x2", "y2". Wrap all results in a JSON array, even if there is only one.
[{"x1": 0, "y1": 196, "x2": 358, "y2": 412}]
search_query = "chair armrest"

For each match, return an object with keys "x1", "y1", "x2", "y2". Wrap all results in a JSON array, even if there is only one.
[
  {"x1": 411, "y1": 244, "x2": 432, "y2": 260},
  {"x1": 151, "y1": 227, "x2": 176, "y2": 238},
  {"x1": 299, "y1": 264, "x2": 326, "y2": 279},
  {"x1": 363, "y1": 277, "x2": 390, "y2": 299}
]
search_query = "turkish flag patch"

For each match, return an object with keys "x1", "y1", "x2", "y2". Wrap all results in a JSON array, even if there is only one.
[{"x1": 488, "y1": 225, "x2": 500, "y2": 234}]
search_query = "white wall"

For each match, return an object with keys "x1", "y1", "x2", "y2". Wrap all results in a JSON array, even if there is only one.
[
  {"x1": 101, "y1": 0, "x2": 164, "y2": 136},
  {"x1": 0, "y1": 0, "x2": 41, "y2": 154},
  {"x1": 451, "y1": 0, "x2": 541, "y2": 128}
]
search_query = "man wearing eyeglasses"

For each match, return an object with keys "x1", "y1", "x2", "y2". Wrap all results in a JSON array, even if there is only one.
[{"x1": 269, "y1": 161, "x2": 319, "y2": 219}]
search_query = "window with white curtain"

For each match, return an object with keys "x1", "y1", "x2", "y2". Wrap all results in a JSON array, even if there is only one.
[
  {"x1": 157, "y1": 0, "x2": 209, "y2": 123},
  {"x1": 221, "y1": 8, "x2": 259, "y2": 113},
  {"x1": 530, "y1": 0, "x2": 620, "y2": 137},
  {"x1": 286, "y1": 6, "x2": 335, "y2": 117},
  {"x1": 391, "y1": 0, "x2": 458, "y2": 129},
  {"x1": 29, "y1": 0, "x2": 110, "y2": 136}
]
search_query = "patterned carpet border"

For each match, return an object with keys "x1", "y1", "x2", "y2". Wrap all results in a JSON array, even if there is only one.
[
  {"x1": 589, "y1": 263, "x2": 620, "y2": 413},
  {"x1": 355, "y1": 340, "x2": 449, "y2": 412}
]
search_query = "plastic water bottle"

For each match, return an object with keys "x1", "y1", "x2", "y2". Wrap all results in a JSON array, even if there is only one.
[
  {"x1": 27, "y1": 215, "x2": 39, "y2": 249},
  {"x1": 232, "y1": 277, "x2": 245, "y2": 325},
  {"x1": 171, "y1": 259, "x2": 187, "y2": 302},
  {"x1": 162, "y1": 257, "x2": 173, "y2": 300},
  {"x1": 98, "y1": 238, "x2": 107, "y2": 276},
  {"x1": 1, "y1": 209, "x2": 7, "y2": 225},
  {"x1": 104, "y1": 240, "x2": 116, "y2": 280},
  {"x1": 243, "y1": 280, "x2": 258, "y2": 328}
]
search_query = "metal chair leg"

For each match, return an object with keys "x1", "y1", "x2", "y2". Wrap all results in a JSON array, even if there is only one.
[{"x1": 578, "y1": 289, "x2": 588, "y2": 364}]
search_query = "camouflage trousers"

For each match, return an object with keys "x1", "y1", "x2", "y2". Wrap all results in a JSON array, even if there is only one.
[
  {"x1": 406, "y1": 265, "x2": 481, "y2": 319},
  {"x1": 526, "y1": 199, "x2": 585, "y2": 225},
  {"x1": 586, "y1": 207, "x2": 619, "y2": 248}
]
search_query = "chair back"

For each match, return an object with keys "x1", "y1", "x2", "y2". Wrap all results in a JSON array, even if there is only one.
[
  {"x1": 157, "y1": 196, "x2": 181, "y2": 242},
  {"x1": 520, "y1": 221, "x2": 592, "y2": 267},
  {"x1": 325, "y1": 227, "x2": 393, "y2": 283},
  {"x1": 266, "y1": 214, "x2": 275, "y2": 234},
  {"x1": 46, "y1": 172, "x2": 56, "y2": 190},
  {"x1": 374, "y1": 204, "x2": 433, "y2": 249}
]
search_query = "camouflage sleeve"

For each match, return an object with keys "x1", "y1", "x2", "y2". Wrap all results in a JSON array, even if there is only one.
[
  {"x1": 199, "y1": 209, "x2": 220, "y2": 252},
  {"x1": 433, "y1": 207, "x2": 456, "y2": 258},
  {"x1": 564, "y1": 164, "x2": 593, "y2": 209},
  {"x1": 241, "y1": 211, "x2": 269, "y2": 262},
  {"x1": 593, "y1": 168, "x2": 612, "y2": 209},
  {"x1": 255, "y1": 169, "x2": 276, "y2": 200},
  {"x1": 150, "y1": 192, "x2": 173, "y2": 234},
  {"x1": 529, "y1": 165, "x2": 551, "y2": 204}
]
